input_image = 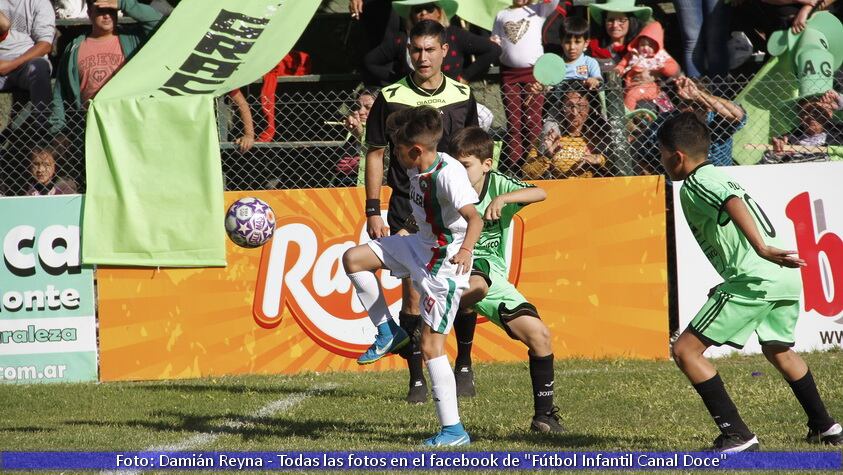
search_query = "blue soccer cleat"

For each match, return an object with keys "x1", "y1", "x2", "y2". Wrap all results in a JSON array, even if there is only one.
[
  {"x1": 423, "y1": 423, "x2": 471, "y2": 447},
  {"x1": 357, "y1": 326, "x2": 409, "y2": 365}
]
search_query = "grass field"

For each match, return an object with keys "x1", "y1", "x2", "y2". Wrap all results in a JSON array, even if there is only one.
[{"x1": 1, "y1": 351, "x2": 842, "y2": 473}]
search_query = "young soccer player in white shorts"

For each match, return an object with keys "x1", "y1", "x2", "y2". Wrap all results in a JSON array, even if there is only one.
[{"x1": 343, "y1": 106, "x2": 482, "y2": 446}]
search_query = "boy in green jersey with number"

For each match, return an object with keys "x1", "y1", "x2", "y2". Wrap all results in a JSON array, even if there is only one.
[
  {"x1": 658, "y1": 112, "x2": 842, "y2": 452},
  {"x1": 448, "y1": 127, "x2": 564, "y2": 434}
]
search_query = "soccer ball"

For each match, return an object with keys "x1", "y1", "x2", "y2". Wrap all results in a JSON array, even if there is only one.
[{"x1": 224, "y1": 197, "x2": 276, "y2": 248}]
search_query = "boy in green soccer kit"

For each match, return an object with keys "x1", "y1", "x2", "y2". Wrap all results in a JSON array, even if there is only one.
[
  {"x1": 449, "y1": 127, "x2": 564, "y2": 433},
  {"x1": 658, "y1": 112, "x2": 842, "y2": 452}
]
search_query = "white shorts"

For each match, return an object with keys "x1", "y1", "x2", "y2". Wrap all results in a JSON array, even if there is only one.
[{"x1": 367, "y1": 234, "x2": 469, "y2": 334}]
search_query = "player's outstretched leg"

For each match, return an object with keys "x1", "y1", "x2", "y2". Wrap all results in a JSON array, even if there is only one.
[
  {"x1": 421, "y1": 324, "x2": 470, "y2": 447},
  {"x1": 761, "y1": 345, "x2": 843, "y2": 446},
  {"x1": 504, "y1": 308, "x2": 564, "y2": 433},
  {"x1": 672, "y1": 330, "x2": 759, "y2": 452},
  {"x1": 343, "y1": 246, "x2": 409, "y2": 365}
]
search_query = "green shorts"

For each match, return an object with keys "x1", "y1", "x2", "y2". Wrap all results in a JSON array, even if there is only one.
[
  {"x1": 472, "y1": 258, "x2": 539, "y2": 339},
  {"x1": 689, "y1": 290, "x2": 799, "y2": 349}
]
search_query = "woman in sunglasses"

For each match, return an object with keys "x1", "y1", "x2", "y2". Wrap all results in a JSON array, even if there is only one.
[{"x1": 363, "y1": 0, "x2": 501, "y2": 86}]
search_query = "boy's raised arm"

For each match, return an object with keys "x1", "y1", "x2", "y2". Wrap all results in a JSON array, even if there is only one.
[
  {"x1": 723, "y1": 197, "x2": 805, "y2": 268},
  {"x1": 485, "y1": 187, "x2": 547, "y2": 221}
]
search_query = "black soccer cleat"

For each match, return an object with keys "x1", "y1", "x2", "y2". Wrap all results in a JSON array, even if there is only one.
[
  {"x1": 711, "y1": 433, "x2": 760, "y2": 452},
  {"x1": 807, "y1": 422, "x2": 843, "y2": 446},
  {"x1": 530, "y1": 406, "x2": 565, "y2": 433},
  {"x1": 406, "y1": 379, "x2": 427, "y2": 404},
  {"x1": 454, "y1": 366, "x2": 476, "y2": 397}
]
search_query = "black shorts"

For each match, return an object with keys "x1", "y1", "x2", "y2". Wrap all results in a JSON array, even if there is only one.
[{"x1": 387, "y1": 192, "x2": 413, "y2": 235}]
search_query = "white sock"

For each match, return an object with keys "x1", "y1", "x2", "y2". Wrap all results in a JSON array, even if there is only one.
[
  {"x1": 348, "y1": 271, "x2": 390, "y2": 327},
  {"x1": 426, "y1": 354, "x2": 460, "y2": 427}
]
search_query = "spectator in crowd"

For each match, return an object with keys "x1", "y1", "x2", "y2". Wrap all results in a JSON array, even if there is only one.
[
  {"x1": 349, "y1": 0, "x2": 402, "y2": 85},
  {"x1": 559, "y1": 16, "x2": 602, "y2": 89},
  {"x1": 673, "y1": 0, "x2": 731, "y2": 77},
  {"x1": 759, "y1": 0, "x2": 842, "y2": 34},
  {"x1": 25, "y1": 147, "x2": 77, "y2": 195},
  {"x1": 540, "y1": 0, "x2": 574, "y2": 56},
  {"x1": 493, "y1": 0, "x2": 559, "y2": 170},
  {"x1": 763, "y1": 90, "x2": 843, "y2": 162},
  {"x1": 523, "y1": 89, "x2": 609, "y2": 179},
  {"x1": 614, "y1": 20, "x2": 680, "y2": 111},
  {"x1": 54, "y1": 0, "x2": 88, "y2": 18},
  {"x1": 228, "y1": 89, "x2": 255, "y2": 154},
  {"x1": 334, "y1": 87, "x2": 378, "y2": 186},
  {"x1": 0, "y1": 0, "x2": 55, "y2": 126},
  {"x1": 363, "y1": 0, "x2": 500, "y2": 85},
  {"x1": 587, "y1": 0, "x2": 651, "y2": 71},
  {"x1": 49, "y1": 0, "x2": 164, "y2": 134},
  {"x1": 636, "y1": 76, "x2": 746, "y2": 170}
]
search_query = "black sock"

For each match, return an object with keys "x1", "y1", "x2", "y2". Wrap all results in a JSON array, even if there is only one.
[
  {"x1": 693, "y1": 373, "x2": 753, "y2": 439},
  {"x1": 398, "y1": 312, "x2": 425, "y2": 385},
  {"x1": 408, "y1": 350, "x2": 424, "y2": 386},
  {"x1": 788, "y1": 369, "x2": 835, "y2": 432},
  {"x1": 454, "y1": 311, "x2": 477, "y2": 369},
  {"x1": 398, "y1": 311, "x2": 420, "y2": 360},
  {"x1": 529, "y1": 353, "x2": 554, "y2": 416}
]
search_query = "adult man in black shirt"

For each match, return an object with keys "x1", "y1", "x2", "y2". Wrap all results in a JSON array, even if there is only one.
[{"x1": 364, "y1": 19, "x2": 479, "y2": 403}]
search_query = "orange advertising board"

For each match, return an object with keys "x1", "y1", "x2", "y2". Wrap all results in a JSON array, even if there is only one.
[{"x1": 98, "y1": 176, "x2": 668, "y2": 381}]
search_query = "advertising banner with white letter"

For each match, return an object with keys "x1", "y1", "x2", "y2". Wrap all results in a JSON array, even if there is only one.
[
  {"x1": 0, "y1": 195, "x2": 97, "y2": 383},
  {"x1": 674, "y1": 162, "x2": 843, "y2": 357}
]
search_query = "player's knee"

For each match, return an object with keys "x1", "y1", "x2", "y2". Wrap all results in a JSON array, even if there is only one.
[
  {"x1": 534, "y1": 322, "x2": 551, "y2": 348},
  {"x1": 420, "y1": 337, "x2": 444, "y2": 360},
  {"x1": 761, "y1": 344, "x2": 791, "y2": 363},
  {"x1": 671, "y1": 339, "x2": 694, "y2": 367},
  {"x1": 523, "y1": 323, "x2": 552, "y2": 355},
  {"x1": 460, "y1": 284, "x2": 487, "y2": 310},
  {"x1": 342, "y1": 247, "x2": 361, "y2": 274}
]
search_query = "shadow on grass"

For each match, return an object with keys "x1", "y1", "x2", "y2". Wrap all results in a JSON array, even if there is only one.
[
  {"x1": 131, "y1": 383, "x2": 352, "y2": 397},
  {"x1": 0, "y1": 426, "x2": 54, "y2": 433},
  {"x1": 499, "y1": 430, "x2": 661, "y2": 449}
]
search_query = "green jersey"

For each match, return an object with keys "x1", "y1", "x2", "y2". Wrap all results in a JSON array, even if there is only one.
[
  {"x1": 680, "y1": 162, "x2": 801, "y2": 300},
  {"x1": 474, "y1": 171, "x2": 535, "y2": 265}
]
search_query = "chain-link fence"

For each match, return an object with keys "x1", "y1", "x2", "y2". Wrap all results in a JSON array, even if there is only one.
[{"x1": 1, "y1": 72, "x2": 840, "y2": 196}]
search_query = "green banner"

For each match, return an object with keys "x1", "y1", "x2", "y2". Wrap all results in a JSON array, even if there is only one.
[
  {"x1": 83, "y1": 0, "x2": 320, "y2": 266},
  {"x1": 83, "y1": 95, "x2": 226, "y2": 265},
  {"x1": 98, "y1": 0, "x2": 321, "y2": 100},
  {"x1": 0, "y1": 196, "x2": 97, "y2": 384},
  {"x1": 457, "y1": 0, "x2": 510, "y2": 32},
  {"x1": 732, "y1": 57, "x2": 797, "y2": 165}
]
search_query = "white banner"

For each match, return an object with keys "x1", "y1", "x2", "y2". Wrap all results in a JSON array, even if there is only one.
[{"x1": 674, "y1": 162, "x2": 843, "y2": 357}]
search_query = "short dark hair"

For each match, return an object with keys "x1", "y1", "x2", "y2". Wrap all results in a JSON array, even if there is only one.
[
  {"x1": 410, "y1": 19, "x2": 447, "y2": 46},
  {"x1": 561, "y1": 16, "x2": 589, "y2": 41},
  {"x1": 387, "y1": 106, "x2": 443, "y2": 149},
  {"x1": 449, "y1": 127, "x2": 494, "y2": 161},
  {"x1": 657, "y1": 112, "x2": 711, "y2": 159}
]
